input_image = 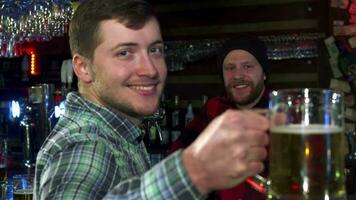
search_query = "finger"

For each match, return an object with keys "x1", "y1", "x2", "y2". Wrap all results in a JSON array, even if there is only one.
[
  {"x1": 219, "y1": 109, "x2": 269, "y2": 131},
  {"x1": 240, "y1": 110, "x2": 269, "y2": 131},
  {"x1": 231, "y1": 161, "x2": 264, "y2": 179},
  {"x1": 247, "y1": 147, "x2": 268, "y2": 161},
  {"x1": 271, "y1": 113, "x2": 288, "y2": 126},
  {"x1": 241, "y1": 129, "x2": 269, "y2": 147},
  {"x1": 246, "y1": 161, "x2": 265, "y2": 176}
]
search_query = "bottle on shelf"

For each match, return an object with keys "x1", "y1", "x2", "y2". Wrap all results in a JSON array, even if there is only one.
[
  {"x1": 184, "y1": 102, "x2": 194, "y2": 127},
  {"x1": 0, "y1": 139, "x2": 6, "y2": 182},
  {"x1": 158, "y1": 94, "x2": 170, "y2": 148},
  {"x1": 171, "y1": 95, "x2": 181, "y2": 143},
  {"x1": 148, "y1": 120, "x2": 158, "y2": 147},
  {"x1": 201, "y1": 95, "x2": 208, "y2": 106},
  {"x1": 0, "y1": 138, "x2": 7, "y2": 200},
  {"x1": 142, "y1": 117, "x2": 156, "y2": 150},
  {"x1": 142, "y1": 93, "x2": 171, "y2": 152}
]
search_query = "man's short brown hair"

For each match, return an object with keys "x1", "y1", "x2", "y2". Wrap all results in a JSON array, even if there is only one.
[{"x1": 69, "y1": 0, "x2": 155, "y2": 59}]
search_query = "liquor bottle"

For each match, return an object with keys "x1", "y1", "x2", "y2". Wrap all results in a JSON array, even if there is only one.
[
  {"x1": 148, "y1": 120, "x2": 158, "y2": 147},
  {"x1": 158, "y1": 94, "x2": 170, "y2": 148},
  {"x1": 0, "y1": 138, "x2": 7, "y2": 200},
  {"x1": 159, "y1": 94, "x2": 168, "y2": 128},
  {"x1": 142, "y1": 117, "x2": 156, "y2": 150},
  {"x1": 201, "y1": 95, "x2": 208, "y2": 106},
  {"x1": 171, "y1": 95, "x2": 181, "y2": 142},
  {"x1": 0, "y1": 139, "x2": 6, "y2": 183},
  {"x1": 184, "y1": 102, "x2": 194, "y2": 127}
]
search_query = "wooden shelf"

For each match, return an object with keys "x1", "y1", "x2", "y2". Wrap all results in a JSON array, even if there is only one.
[
  {"x1": 155, "y1": 0, "x2": 315, "y2": 12},
  {"x1": 163, "y1": 20, "x2": 319, "y2": 37}
]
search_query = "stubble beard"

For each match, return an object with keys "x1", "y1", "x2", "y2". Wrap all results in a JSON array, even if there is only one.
[
  {"x1": 226, "y1": 79, "x2": 265, "y2": 106},
  {"x1": 91, "y1": 80, "x2": 157, "y2": 121}
]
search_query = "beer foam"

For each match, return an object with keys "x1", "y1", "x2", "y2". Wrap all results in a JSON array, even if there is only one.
[
  {"x1": 13, "y1": 191, "x2": 33, "y2": 194},
  {"x1": 14, "y1": 189, "x2": 33, "y2": 194},
  {"x1": 271, "y1": 124, "x2": 343, "y2": 135},
  {"x1": 14, "y1": 190, "x2": 33, "y2": 195}
]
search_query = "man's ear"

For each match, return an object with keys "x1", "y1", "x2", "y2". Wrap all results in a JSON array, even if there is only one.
[{"x1": 72, "y1": 54, "x2": 93, "y2": 83}]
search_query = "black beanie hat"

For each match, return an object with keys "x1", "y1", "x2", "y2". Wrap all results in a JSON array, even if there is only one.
[{"x1": 217, "y1": 35, "x2": 270, "y2": 82}]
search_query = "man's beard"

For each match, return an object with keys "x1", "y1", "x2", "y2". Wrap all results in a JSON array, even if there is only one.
[{"x1": 226, "y1": 78, "x2": 265, "y2": 106}]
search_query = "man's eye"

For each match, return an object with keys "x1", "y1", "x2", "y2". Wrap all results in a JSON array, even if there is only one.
[
  {"x1": 116, "y1": 50, "x2": 129, "y2": 57},
  {"x1": 150, "y1": 46, "x2": 164, "y2": 55},
  {"x1": 224, "y1": 65, "x2": 235, "y2": 71},
  {"x1": 243, "y1": 64, "x2": 253, "y2": 69}
]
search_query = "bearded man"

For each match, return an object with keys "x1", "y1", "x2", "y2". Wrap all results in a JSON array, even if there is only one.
[{"x1": 168, "y1": 35, "x2": 271, "y2": 200}]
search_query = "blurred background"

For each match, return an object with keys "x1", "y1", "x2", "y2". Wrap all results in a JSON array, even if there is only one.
[{"x1": 0, "y1": 0, "x2": 356, "y2": 197}]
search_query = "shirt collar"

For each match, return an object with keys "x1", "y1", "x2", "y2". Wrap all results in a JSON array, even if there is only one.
[{"x1": 65, "y1": 92, "x2": 143, "y2": 144}]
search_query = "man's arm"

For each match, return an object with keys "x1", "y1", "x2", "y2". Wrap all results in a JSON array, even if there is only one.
[
  {"x1": 37, "y1": 140, "x2": 206, "y2": 200},
  {"x1": 104, "y1": 151, "x2": 206, "y2": 200},
  {"x1": 105, "y1": 109, "x2": 269, "y2": 199},
  {"x1": 180, "y1": 110, "x2": 269, "y2": 194}
]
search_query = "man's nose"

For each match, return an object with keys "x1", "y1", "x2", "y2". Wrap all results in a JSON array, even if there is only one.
[
  {"x1": 233, "y1": 66, "x2": 245, "y2": 78},
  {"x1": 137, "y1": 54, "x2": 158, "y2": 77}
]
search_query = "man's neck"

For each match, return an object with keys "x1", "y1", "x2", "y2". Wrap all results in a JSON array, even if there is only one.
[{"x1": 79, "y1": 88, "x2": 143, "y2": 125}]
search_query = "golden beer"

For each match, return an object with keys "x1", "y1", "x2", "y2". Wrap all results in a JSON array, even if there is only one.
[
  {"x1": 268, "y1": 124, "x2": 346, "y2": 200},
  {"x1": 13, "y1": 190, "x2": 33, "y2": 200}
]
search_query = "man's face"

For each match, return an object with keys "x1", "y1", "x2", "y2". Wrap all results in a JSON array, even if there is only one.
[
  {"x1": 84, "y1": 18, "x2": 167, "y2": 122},
  {"x1": 222, "y1": 49, "x2": 265, "y2": 107}
]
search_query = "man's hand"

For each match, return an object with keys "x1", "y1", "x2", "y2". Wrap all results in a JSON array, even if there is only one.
[{"x1": 182, "y1": 109, "x2": 269, "y2": 195}]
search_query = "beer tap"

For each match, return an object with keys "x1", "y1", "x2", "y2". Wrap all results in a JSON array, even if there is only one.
[
  {"x1": 19, "y1": 105, "x2": 36, "y2": 174},
  {"x1": 143, "y1": 108, "x2": 165, "y2": 143}
]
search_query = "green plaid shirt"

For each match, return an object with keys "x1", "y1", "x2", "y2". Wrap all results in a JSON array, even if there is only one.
[{"x1": 34, "y1": 92, "x2": 205, "y2": 200}]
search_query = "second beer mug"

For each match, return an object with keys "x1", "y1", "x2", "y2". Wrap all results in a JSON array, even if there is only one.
[
  {"x1": 0, "y1": 139, "x2": 7, "y2": 200},
  {"x1": 268, "y1": 88, "x2": 346, "y2": 200},
  {"x1": 12, "y1": 174, "x2": 33, "y2": 200}
]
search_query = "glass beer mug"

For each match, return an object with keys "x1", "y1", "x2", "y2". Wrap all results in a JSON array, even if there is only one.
[
  {"x1": 12, "y1": 174, "x2": 34, "y2": 200},
  {"x1": 268, "y1": 88, "x2": 346, "y2": 200},
  {"x1": 0, "y1": 139, "x2": 7, "y2": 200}
]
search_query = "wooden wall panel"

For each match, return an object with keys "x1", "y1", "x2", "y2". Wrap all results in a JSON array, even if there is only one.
[{"x1": 153, "y1": 0, "x2": 328, "y2": 40}]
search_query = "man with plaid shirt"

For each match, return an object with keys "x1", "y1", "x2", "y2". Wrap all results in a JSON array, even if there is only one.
[{"x1": 34, "y1": 1, "x2": 270, "y2": 200}]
